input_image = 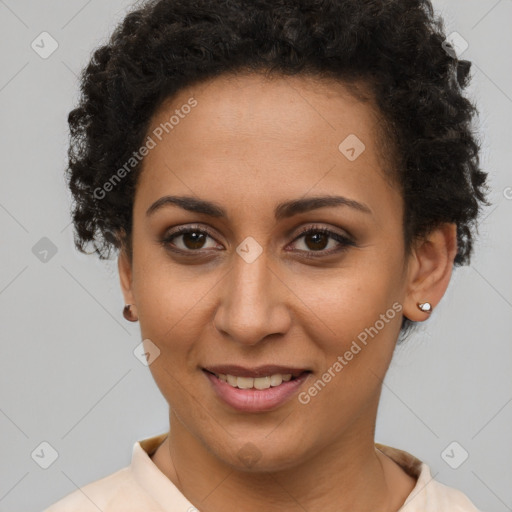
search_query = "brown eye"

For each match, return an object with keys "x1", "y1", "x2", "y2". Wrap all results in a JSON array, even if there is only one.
[
  {"x1": 302, "y1": 232, "x2": 330, "y2": 251},
  {"x1": 178, "y1": 230, "x2": 207, "y2": 250},
  {"x1": 290, "y1": 226, "x2": 356, "y2": 258},
  {"x1": 161, "y1": 226, "x2": 220, "y2": 253}
]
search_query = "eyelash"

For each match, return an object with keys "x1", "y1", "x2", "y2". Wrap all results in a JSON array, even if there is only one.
[{"x1": 160, "y1": 224, "x2": 356, "y2": 259}]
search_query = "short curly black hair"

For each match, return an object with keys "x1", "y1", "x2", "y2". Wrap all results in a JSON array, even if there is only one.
[{"x1": 67, "y1": 0, "x2": 488, "y2": 320}]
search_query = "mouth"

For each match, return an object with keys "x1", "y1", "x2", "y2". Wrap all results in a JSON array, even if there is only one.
[{"x1": 202, "y1": 365, "x2": 311, "y2": 411}]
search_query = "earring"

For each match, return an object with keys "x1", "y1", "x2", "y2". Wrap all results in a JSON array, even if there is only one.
[
  {"x1": 123, "y1": 304, "x2": 139, "y2": 322},
  {"x1": 417, "y1": 302, "x2": 432, "y2": 314}
]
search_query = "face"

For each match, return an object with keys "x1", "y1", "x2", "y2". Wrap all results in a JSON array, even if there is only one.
[{"x1": 121, "y1": 72, "x2": 413, "y2": 471}]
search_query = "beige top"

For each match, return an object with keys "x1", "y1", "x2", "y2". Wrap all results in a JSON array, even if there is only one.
[{"x1": 44, "y1": 432, "x2": 481, "y2": 511}]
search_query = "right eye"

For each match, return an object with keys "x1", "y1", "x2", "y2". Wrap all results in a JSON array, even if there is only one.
[{"x1": 160, "y1": 225, "x2": 222, "y2": 253}]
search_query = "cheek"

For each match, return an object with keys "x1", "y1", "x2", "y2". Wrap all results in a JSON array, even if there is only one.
[
  {"x1": 301, "y1": 258, "x2": 403, "y2": 341},
  {"x1": 313, "y1": 294, "x2": 402, "y2": 388},
  {"x1": 296, "y1": 297, "x2": 402, "y2": 436},
  {"x1": 296, "y1": 254, "x2": 404, "y2": 397},
  {"x1": 131, "y1": 243, "x2": 213, "y2": 340}
]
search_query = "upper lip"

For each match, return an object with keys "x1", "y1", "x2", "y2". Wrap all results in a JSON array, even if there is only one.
[{"x1": 204, "y1": 365, "x2": 310, "y2": 378}]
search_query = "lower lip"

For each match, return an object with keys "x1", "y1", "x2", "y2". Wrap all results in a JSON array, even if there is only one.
[{"x1": 204, "y1": 371, "x2": 310, "y2": 412}]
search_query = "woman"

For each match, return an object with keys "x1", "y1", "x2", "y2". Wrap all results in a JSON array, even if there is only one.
[{"x1": 45, "y1": 0, "x2": 488, "y2": 510}]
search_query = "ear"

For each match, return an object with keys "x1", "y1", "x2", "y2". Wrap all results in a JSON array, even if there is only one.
[
  {"x1": 403, "y1": 223, "x2": 458, "y2": 322},
  {"x1": 118, "y1": 246, "x2": 136, "y2": 306}
]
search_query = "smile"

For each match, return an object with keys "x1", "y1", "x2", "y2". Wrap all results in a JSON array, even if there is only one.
[
  {"x1": 203, "y1": 366, "x2": 311, "y2": 412},
  {"x1": 214, "y1": 372, "x2": 293, "y2": 389}
]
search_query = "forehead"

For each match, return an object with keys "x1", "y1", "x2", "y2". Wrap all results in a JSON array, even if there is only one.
[
  {"x1": 135, "y1": 72, "x2": 400, "y2": 222},
  {"x1": 147, "y1": 72, "x2": 382, "y2": 153}
]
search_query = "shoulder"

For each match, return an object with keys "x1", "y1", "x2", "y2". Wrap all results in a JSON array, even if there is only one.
[
  {"x1": 43, "y1": 466, "x2": 163, "y2": 512},
  {"x1": 407, "y1": 477, "x2": 481, "y2": 512},
  {"x1": 376, "y1": 443, "x2": 481, "y2": 512}
]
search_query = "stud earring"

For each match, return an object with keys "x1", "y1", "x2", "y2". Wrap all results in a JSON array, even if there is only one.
[
  {"x1": 417, "y1": 302, "x2": 432, "y2": 313},
  {"x1": 123, "y1": 304, "x2": 139, "y2": 322}
]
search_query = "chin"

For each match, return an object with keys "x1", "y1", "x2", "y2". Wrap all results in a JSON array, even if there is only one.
[{"x1": 214, "y1": 435, "x2": 311, "y2": 473}]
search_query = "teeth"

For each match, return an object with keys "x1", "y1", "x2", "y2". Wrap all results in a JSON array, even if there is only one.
[
  {"x1": 237, "y1": 376, "x2": 254, "y2": 389},
  {"x1": 270, "y1": 374, "x2": 282, "y2": 387},
  {"x1": 217, "y1": 373, "x2": 294, "y2": 389},
  {"x1": 254, "y1": 376, "x2": 271, "y2": 390}
]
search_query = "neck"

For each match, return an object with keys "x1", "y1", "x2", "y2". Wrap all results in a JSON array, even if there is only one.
[{"x1": 151, "y1": 408, "x2": 413, "y2": 512}]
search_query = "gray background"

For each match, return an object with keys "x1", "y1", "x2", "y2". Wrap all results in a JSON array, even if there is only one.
[{"x1": 0, "y1": 0, "x2": 511, "y2": 511}]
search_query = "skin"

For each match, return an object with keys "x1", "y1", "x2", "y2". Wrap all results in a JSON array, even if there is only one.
[{"x1": 118, "y1": 72, "x2": 457, "y2": 511}]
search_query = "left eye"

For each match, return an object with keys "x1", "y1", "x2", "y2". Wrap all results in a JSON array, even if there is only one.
[{"x1": 289, "y1": 227, "x2": 355, "y2": 258}]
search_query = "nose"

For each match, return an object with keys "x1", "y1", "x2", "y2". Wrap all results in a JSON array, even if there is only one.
[{"x1": 212, "y1": 248, "x2": 292, "y2": 346}]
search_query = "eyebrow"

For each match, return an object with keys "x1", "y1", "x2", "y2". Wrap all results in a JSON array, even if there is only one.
[{"x1": 146, "y1": 194, "x2": 372, "y2": 220}]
